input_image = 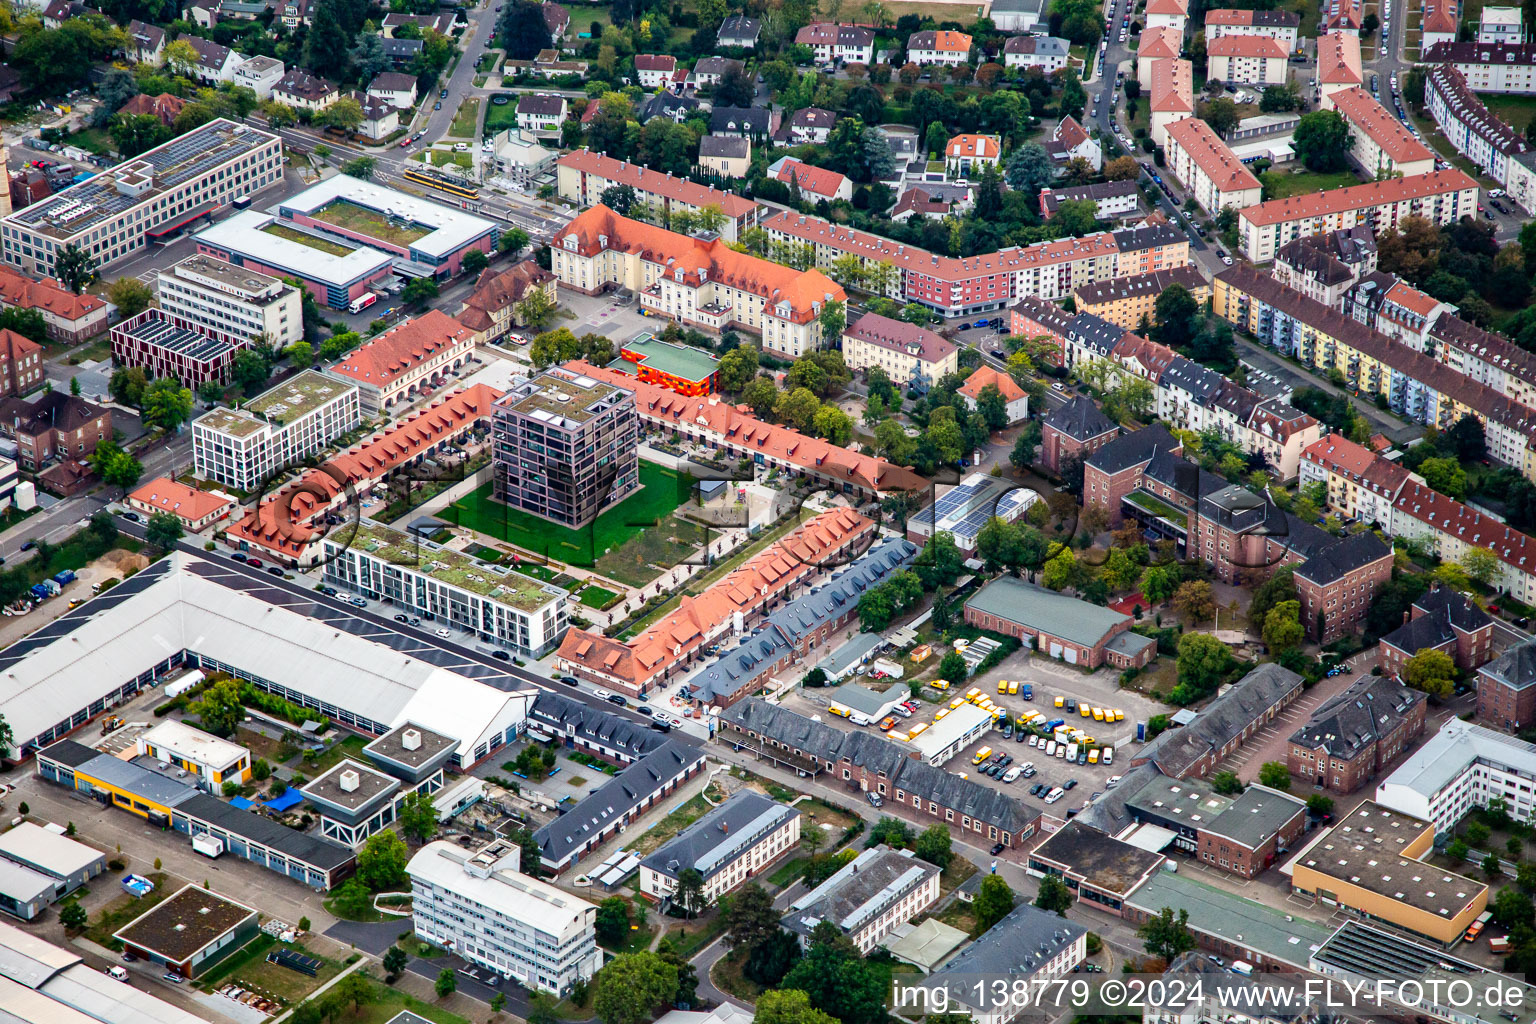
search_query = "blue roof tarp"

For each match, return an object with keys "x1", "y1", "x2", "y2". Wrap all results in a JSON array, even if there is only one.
[
  {"x1": 228, "y1": 796, "x2": 256, "y2": 810},
  {"x1": 261, "y1": 789, "x2": 304, "y2": 812}
]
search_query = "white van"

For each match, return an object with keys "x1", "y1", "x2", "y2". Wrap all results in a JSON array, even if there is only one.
[
  {"x1": 1045, "y1": 741, "x2": 1057, "y2": 756},
  {"x1": 106, "y1": 967, "x2": 129, "y2": 983},
  {"x1": 1044, "y1": 787, "x2": 1065, "y2": 804}
]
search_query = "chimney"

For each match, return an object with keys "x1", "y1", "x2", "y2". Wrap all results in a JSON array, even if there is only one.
[
  {"x1": 402, "y1": 728, "x2": 422, "y2": 751},
  {"x1": 339, "y1": 769, "x2": 360, "y2": 792}
]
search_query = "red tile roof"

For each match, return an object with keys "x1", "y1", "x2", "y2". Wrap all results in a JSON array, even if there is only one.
[
  {"x1": 1238, "y1": 168, "x2": 1476, "y2": 227},
  {"x1": 1317, "y1": 31, "x2": 1363, "y2": 85},
  {"x1": 634, "y1": 54, "x2": 677, "y2": 71},
  {"x1": 557, "y1": 150, "x2": 756, "y2": 219},
  {"x1": 1147, "y1": 0, "x2": 1189, "y2": 14},
  {"x1": 1165, "y1": 117, "x2": 1261, "y2": 194},
  {"x1": 1207, "y1": 34, "x2": 1289, "y2": 57},
  {"x1": 1394, "y1": 479, "x2": 1536, "y2": 579},
  {"x1": 558, "y1": 507, "x2": 875, "y2": 687},
  {"x1": 0, "y1": 329, "x2": 41, "y2": 366},
  {"x1": 558, "y1": 206, "x2": 844, "y2": 324},
  {"x1": 773, "y1": 158, "x2": 849, "y2": 199},
  {"x1": 908, "y1": 29, "x2": 972, "y2": 51},
  {"x1": 1138, "y1": 26, "x2": 1182, "y2": 59},
  {"x1": 945, "y1": 134, "x2": 1001, "y2": 159},
  {"x1": 0, "y1": 268, "x2": 105, "y2": 324},
  {"x1": 1330, "y1": 87, "x2": 1435, "y2": 165},
  {"x1": 1150, "y1": 59, "x2": 1194, "y2": 114},
  {"x1": 129, "y1": 477, "x2": 235, "y2": 524},
  {"x1": 958, "y1": 364, "x2": 1026, "y2": 403},
  {"x1": 329, "y1": 310, "x2": 474, "y2": 389},
  {"x1": 1423, "y1": 0, "x2": 1459, "y2": 34}
]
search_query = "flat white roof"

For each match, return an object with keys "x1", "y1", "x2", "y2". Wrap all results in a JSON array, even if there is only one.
[
  {"x1": 139, "y1": 720, "x2": 247, "y2": 769},
  {"x1": 195, "y1": 210, "x2": 394, "y2": 288},
  {"x1": 0, "y1": 823, "x2": 103, "y2": 879},
  {"x1": 407, "y1": 840, "x2": 594, "y2": 932},
  {"x1": 279, "y1": 175, "x2": 497, "y2": 259},
  {"x1": 909, "y1": 701, "x2": 992, "y2": 759},
  {"x1": 0, "y1": 553, "x2": 535, "y2": 759},
  {"x1": 1484, "y1": 6, "x2": 1523, "y2": 25},
  {"x1": 1378, "y1": 718, "x2": 1536, "y2": 800}
]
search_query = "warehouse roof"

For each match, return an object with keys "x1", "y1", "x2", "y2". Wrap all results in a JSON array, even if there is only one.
[{"x1": 965, "y1": 575, "x2": 1131, "y2": 649}]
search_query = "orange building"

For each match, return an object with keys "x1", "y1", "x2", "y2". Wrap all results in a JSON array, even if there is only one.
[{"x1": 607, "y1": 335, "x2": 719, "y2": 396}]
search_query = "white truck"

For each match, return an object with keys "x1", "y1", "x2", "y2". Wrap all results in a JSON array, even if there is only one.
[{"x1": 192, "y1": 833, "x2": 224, "y2": 859}]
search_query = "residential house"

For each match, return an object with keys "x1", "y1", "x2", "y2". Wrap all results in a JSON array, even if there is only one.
[
  {"x1": 367, "y1": 71, "x2": 418, "y2": 111},
  {"x1": 906, "y1": 30, "x2": 972, "y2": 65},
  {"x1": 272, "y1": 68, "x2": 338, "y2": 112},
  {"x1": 698, "y1": 135, "x2": 750, "y2": 177},
  {"x1": 795, "y1": 23, "x2": 875, "y2": 64},
  {"x1": 455, "y1": 261, "x2": 557, "y2": 343},
  {"x1": 516, "y1": 94, "x2": 567, "y2": 134},
  {"x1": 1003, "y1": 34, "x2": 1070, "y2": 70},
  {"x1": 717, "y1": 15, "x2": 761, "y2": 48}
]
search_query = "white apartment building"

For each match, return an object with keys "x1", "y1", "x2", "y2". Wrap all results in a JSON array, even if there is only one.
[
  {"x1": 1237, "y1": 169, "x2": 1479, "y2": 262},
  {"x1": 1481, "y1": 6, "x2": 1524, "y2": 42},
  {"x1": 905, "y1": 29, "x2": 972, "y2": 65},
  {"x1": 1163, "y1": 117, "x2": 1263, "y2": 215},
  {"x1": 1331, "y1": 87, "x2": 1437, "y2": 179},
  {"x1": 1422, "y1": 41, "x2": 1536, "y2": 92},
  {"x1": 408, "y1": 838, "x2": 601, "y2": 995},
  {"x1": 556, "y1": 150, "x2": 760, "y2": 244},
  {"x1": 192, "y1": 370, "x2": 359, "y2": 491},
  {"x1": 794, "y1": 23, "x2": 875, "y2": 63},
  {"x1": 322, "y1": 521, "x2": 570, "y2": 658},
  {"x1": 782, "y1": 846, "x2": 941, "y2": 953},
  {"x1": 157, "y1": 253, "x2": 304, "y2": 351},
  {"x1": 1204, "y1": 8, "x2": 1300, "y2": 49},
  {"x1": 1206, "y1": 34, "x2": 1289, "y2": 84},
  {"x1": 639, "y1": 792, "x2": 800, "y2": 906},
  {"x1": 232, "y1": 55, "x2": 284, "y2": 99},
  {"x1": 136, "y1": 720, "x2": 252, "y2": 793},
  {"x1": 1375, "y1": 718, "x2": 1536, "y2": 836},
  {"x1": 0, "y1": 119, "x2": 281, "y2": 276},
  {"x1": 841, "y1": 312, "x2": 958, "y2": 387},
  {"x1": 1426, "y1": 64, "x2": 1531, "y2": 188}
]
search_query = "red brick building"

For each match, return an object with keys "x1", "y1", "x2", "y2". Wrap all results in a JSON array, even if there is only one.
[
  {"x1": 0, "y1": 392, "x2": 111, "y2": 470},
  {"x1": 0, "y1": 329, "x2": 43, "y2": 397},
  {"x1": 1292, "y1": 531, "x2": 1394, "y2": 642},
  {"x1": 1476, "y1": 640, "x2": 1536, "y2": 733},
  {"x1": 1082, "y1": 424, "x2": 1185, "y2": 527},
  {"x1": 1287, "y1": 675, "x2": 1427, "y2": 792},
  {"x1": 1040, "y1": 395, "x2": 1119, "y2": 473},
  {"x1": 1132, "y1": 663, "x2": 1305, "y2": 778},
  {"x1": 1193, "y1": 785, "x2": 1308, "y2": 878},
  {"x1": 1378, "y1": 583, "x2": 1494, "y2": 679},
  {"x1": 964, "y1": 574, "x2": 1156, "y2": 669}
]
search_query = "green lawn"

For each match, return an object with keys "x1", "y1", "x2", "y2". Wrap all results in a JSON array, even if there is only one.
[
  {"x1": 263, "y1": 223, "x2": 355, "y2": 257},
  {"x1": 443, "y1": 461, "x2": 694, "y2": 570},
  {"x1": 311, "y1": 200, "x2": 431, "y2": 245},
  {"x1": 576, "y1": 583, "x2": 620, "y2": 609},
  {"x1": 563, "y1": 2, "x2": 611, "y2": 38},
  {"x1": 416, "y1": 150, "x2": 473, "y2": 168},
  {"x1": 1481, "y1": 93, "x2": 1536, "y2": 137},
  {"x1": 484, "y1": 95, "x2": 520, "y2": 133},
  {"x1": 1260, "y1": 169, "x2": 1361, "y2": 200},
  {"x1": 767, "y1": 856, "x2": 810, "y2": 888},
  {"x1": 1284, "y1": 0, "x2": 1321, "y2": 39},
  {"x1": 448, "y1": 97, "x2": 481, "y2": 139}
]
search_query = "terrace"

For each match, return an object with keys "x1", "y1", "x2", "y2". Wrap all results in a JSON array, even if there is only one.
[
  {"x1": 261, "y1": 223, "x2": 354, "y2": 257},
  {"x1": 245, "y1": 370, "x2": 352, "y2": 425},
  {"x1": 350, "y1": 521, "x2": 558, "y2": 611},
  {"x1": 309, "y1": 199, "x2": 432, "y2": 247},
  {"x1": 1123, "y1": 489, "x2": 1189, "y2": 521}
]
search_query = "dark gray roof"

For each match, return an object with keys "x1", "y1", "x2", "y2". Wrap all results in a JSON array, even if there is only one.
[
  {"x1": 181, "y1": 793, "x2": 355, "y2": 870},
  {"x1": 1042, "y1": 395, "x2": 1117, "y2": 443},
  {"x1": 783, "y1": 845, "x2": 939, "y2": 938},
  {"x1": 928, "y1": 903, "x2": 1086, "y2": 1007},
  {"x1": 1113, "y1": 221, "x2": 1184, "y2": 252},
  {"x1": 641, "y1": 790, "x2": 799, "y2": 881},
  {"x1": 1064, "y1": 311, "x2": 1125, "y2": 357},
  {"x1": 1414, "y1": 583, "x2": 1493, "y2": 633},
  {"x1": 685, "y1": 538, "x2": 917, "y2": 704},
  {"x1": 1142, "y1": 448, "x2": 1212, "y2": 502},
  {"x1": 719, "y1": 700, "x2": 1032, "y2": 834},
  {"x1": 1288, "y1": 675, "x2": 1425, "y2": 759},
  {"x1": 1479, "y1": 637, "x2": 1536, "y2": 693},
  {"x1": 1294, "y1": 531, "x2": 1391, "y2": 586},
  {"x1": 1085, "y1": 424, "x2": 1182, "y2": 476},
  {"x1": 694, "y1": 56, "x2": 744, "y2": 76},
  {"x1": 1160, "y1": 357, "x2": 1223, "y2": 401},
  {"x1": 1141, "y1": 663, "x2": 1304, "y2": 777},
  {"x1": 1029, "y1": 820, "x2": 1163, "y2": 893},
  {"x1": 643, "y1": 92, "x2": 701, "y2": 122},
  {"x1": 517, "y1": 94, "x2": 567, "y2": 116},
  {"x1": 36, "y1": 739, "x2": 99, "y2": 770},
  {"x1": 529, "y1": 690, "x2": 665, "y2": 759},
  {"x1": 708, "y1": 106, "x2": 768, "y2": 135},
  {"x1": 1011, "y1": 296, "x2": 1076, "y2": 336},
  {"x1": 717, "y1": 14, "x2": 761, "y2": 43},
  {"x1": 699, "y1": 135, "x2": 750, "y2": 159},
  {"x1": 534, "y1": 740, "x2": 708, "y2": 864},
  {"x1": 1200, "y1": 784, "x2": 1306, "y2": 849}
]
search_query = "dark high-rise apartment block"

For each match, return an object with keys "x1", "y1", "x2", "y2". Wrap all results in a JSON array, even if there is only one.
[{"x1": 492, "y1": 368, "x2": 639, "y2": 528}]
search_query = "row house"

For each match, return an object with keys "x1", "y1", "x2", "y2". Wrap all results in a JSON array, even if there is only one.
[
  {"x1": 1215, "y1": 266, "x2": 1536, "y2": 478},
  {"x1": 1131, "y1": 662, "x2": 1305, "y2": 778},
  {"x1": 1204, "y1": 8, "x2": 1300, "y2": 49},
  {"x1": 1426, "y1": 63, "x2": 1532, "y2": 197},
  {"x1": 1423, "y1": 40, "x2": 1536, "y2": 92},
  {"x1": 1340, "y1": 271, "x2": 1455, "y2": 349},
  {"x1": 555, "y1": 150, "x2": 760, "y2": 243},
  {"x1": 793, "y1": 23, "x2": 875, "y2": 64},
  {"x1": 1272, "y1": 226, "x2": 1378, "y2": 308},
  {"x1": 1429, "y1": 312, "x2": 1536, "y2": 409},
  {"x1": 1298, "y1": 434, "x2": 1412, "y2": 528},
  {"x1": 1237, "y1": 169, "x2": 1478, "y2": 263},
  {"x1": 762, "y1": 210, "x2": 1188, "y2": 317}
]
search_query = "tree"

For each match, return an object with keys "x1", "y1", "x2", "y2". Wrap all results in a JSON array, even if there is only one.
[
  {"x1": 1292, "y1": 110, "x2": 1353, "y2": 173},
  {"x1": 1308, "y1": 794, "x2": 1335, "y2": 816},
  {"x1": 674, "y1": 866, "x2": 708, "y2": 918},
  {"x1": 515, "y1": 287, "x2": 559, "y2": 332},
  {"x1": 775, "y1": 387, "x2": 822, "y2": 431},
  {"x1": 1042, "y1": 548, "x2": 1080, "y2": 591},
  {"x1": 435, "y1": 967, "x2": 457, "y2": 999},
  {"x1": 382, "y1": 944, "x2": 409, "y2": 979},
  {"x1": 1140, "y1": 563, "x2": 1180, "y2": 604},
  {"x1": 1403, "y1": 648, "x2": 1457, "y2": 699},
  {"x1": 90, "y1": 441, "x2": 143, "y2": 493},
  {"x1": 718, "y1": 345, "x2": 760, "y2": 392},
  {"x1": 398, "y1": 790, "x2": 438, "y2": 843},
  {"x1": 754, "y1": 990, "x2": 840, "y2": 1024},
  {"x1": 913, "y1": 824, "x2": 953, "y2": 868},
  {"x1": 145, "y1": 511, "x2": 184, "y2": 550},
  {"x1": 1262, "y1": 600, "x2": 1304, "y2": 654},
  {"x1": 162, "y1": 37, "x2": 201, "y2": 78},
  {"x1": 973, "y1": 874, "x2": 1016, "y2": 932},
  {"x1": 54, "y1": 244, "x2": 98, "y2": 294},
  {"x1": 1034, "y1": 874, "x2": 1074, "y2": 916},
  {"x1": 812, "y1": 405, "x2": 853, "y2": 446},
  {"x1": 1172, "y1": 580, "x2": 1216, "y2": 623},
  {"x1": 342, "y1": 157, "x2": 377, "y2": 179},
  {"x1": 596, "y1": 896, "x2": 632, "y2": 948},
  {"x1": 1212, "y1": 771, "x2": 1244, "y2": 795},
  {"x1": 231, "y1": 349, "x2": 272, "y2": 395},
  {"x1": 461, "y1": 249, "x2": 490, "y2": 277},
  {"x1": 498, "y1": 227, "x2": 531, "y2": 257},
  {"x1": 1199, "y1": 96, "x2": 1240, "y2": 136},
  {"x1": 726, "y1": 883, "x2": 779, "y2": 950},
  {"x1": 1172, "y1": 632, "x2": 1233, "y2": 704},
  {"x1": 1152, "y1": 285, "x2": 1201, "y2": 350},
  {"x1": 1258, "y1": 761, "x2": 1291, "y2": 790},
  {"x1": 1005, "y1": 142, "x2": 1054, "y2": 194},
  {"x1": 818, "y1": 300, "x2": 846, "y2": 345},
  {"x1": 1420, "y1": 457, "x2": 1468, "y2": 500},
  {"x1": 938, "y1": 649, "x2": 969, "y2": 682},
  {"x1": 1462, "y1": 547, "x2": 1501, "y2": 588},
  {"x1": 110, "y1": 112, "x2": 171, "y2": 158},
  {"x1": 94, "y1": 68, "x2": 139, "y2": 124},
  {"x1": 303, "y1": 0, "x2": 354, "y2": 77},
  {"x1": 741, "y1": 378, "x2": 780, "y2": 417},
  {"x1": 59, "y1": 901, "x2": 88, "y2": 930},
  {"x1": 356, "y1": 830, "x2": 410, "y2": 891},
  {"x1": 1104, "y1": 155, "x2": 1140, "y2": 181},
  {"x1": 259, "y1": 100, "x2": 299, "y2": 129},
  {"x1": 402, "y1": 277, "x2": 440, "y2": 309},
  {"x1": 592, "y1": 952, "x2": 679, "y2": 1024},
  {"x1": 192, "y1": 677, "x2": 245, "y2": 736},
  {"x1": 107, "y1": 277, "x2": 154, "y2": 318},
  {"x1": 1139, "y1": 906, "x2": 1196, "y2": 961},
  {"x1": 140, "y1": 378, "x2": 194, "y2": 431},
  {"x1": 975, "y1": 383, "x2": 1009, "y2": 431},
  {"x1": 600, "y1": 183, "x2": 638, "y2": 214}
]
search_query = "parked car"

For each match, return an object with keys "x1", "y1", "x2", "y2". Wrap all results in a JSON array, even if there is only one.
[
  {"x1": 990, "y1": 842, "x2": 1006, "y2": 855},
  {"x1": 491, "y1": 650, "x2": 510, "y2": 661},
  {"x1": 435, "y1": 627, "x2": 451, "y2": 638},
  {"x1": 867, "y1": 792, "x2": 883, "y2": 807}
]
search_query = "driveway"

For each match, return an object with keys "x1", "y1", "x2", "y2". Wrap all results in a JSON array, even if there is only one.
[{"x1": 323, "y1": 919, "x2": 406, "y2": 957}]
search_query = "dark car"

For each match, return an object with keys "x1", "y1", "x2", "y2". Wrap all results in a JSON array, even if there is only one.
[
  {"x1": 650, "y1": 719, "x2": 672, "y2": 732},
  {"x1": 634, "y1": 704, "x2": 653, "y2": 717},
  {"x1": 231, "y1": 552, "x2": 247, "y2": 562},
  {"x1": 408, "y1": 616, "x2": 421, "y2": 626},
  {"x1": 395, "y1": 614, "x2": 409, "y2": 622},
  {"x1": 491, "y1": 650, "x2": 510, "y2": 661},
  {"x1": 1064, "y1": 778, "x2": 1078, "y2": 790},
  {"x1": 320, "y1": 586, "x2": 337, "y2": 596},
  {"x1": 121, "y1": 511, "x2": 141, "y2": 522},
  {"x1": 606, "y1": 693, "x2": 627, "y2": 707},
  {"x1": 990, "y1": 348, "x2": 1006, "y2": 359},
  {"x1": 434, "y1": 102, "x2": 442, "y2": 110},
  {"x1": 267, "y1": 566, "x2": 284, "y2": 577},
  {"x1": 990, "y1": 842, "x2": 1006, "y2": 855},
  {"x1": 19, "y1": 540, "x2": 34, "y2": 551},
  {"x1": 561, "y1": 675, "x2": 579, "y2": 686},
  {"x1": 440, "y1": 88, "x2": 449, "y2": 98}
]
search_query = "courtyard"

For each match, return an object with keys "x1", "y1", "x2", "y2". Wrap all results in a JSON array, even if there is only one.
[
  {"x1": 261, "y1": 223, "x2": 353, "y2": 257},
  {"x1": 441, "y1": 460, "x2": 705, "y2": 586},
  {"x1": 310, "y1": 200, "x2": 431, "y2": 247}
]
